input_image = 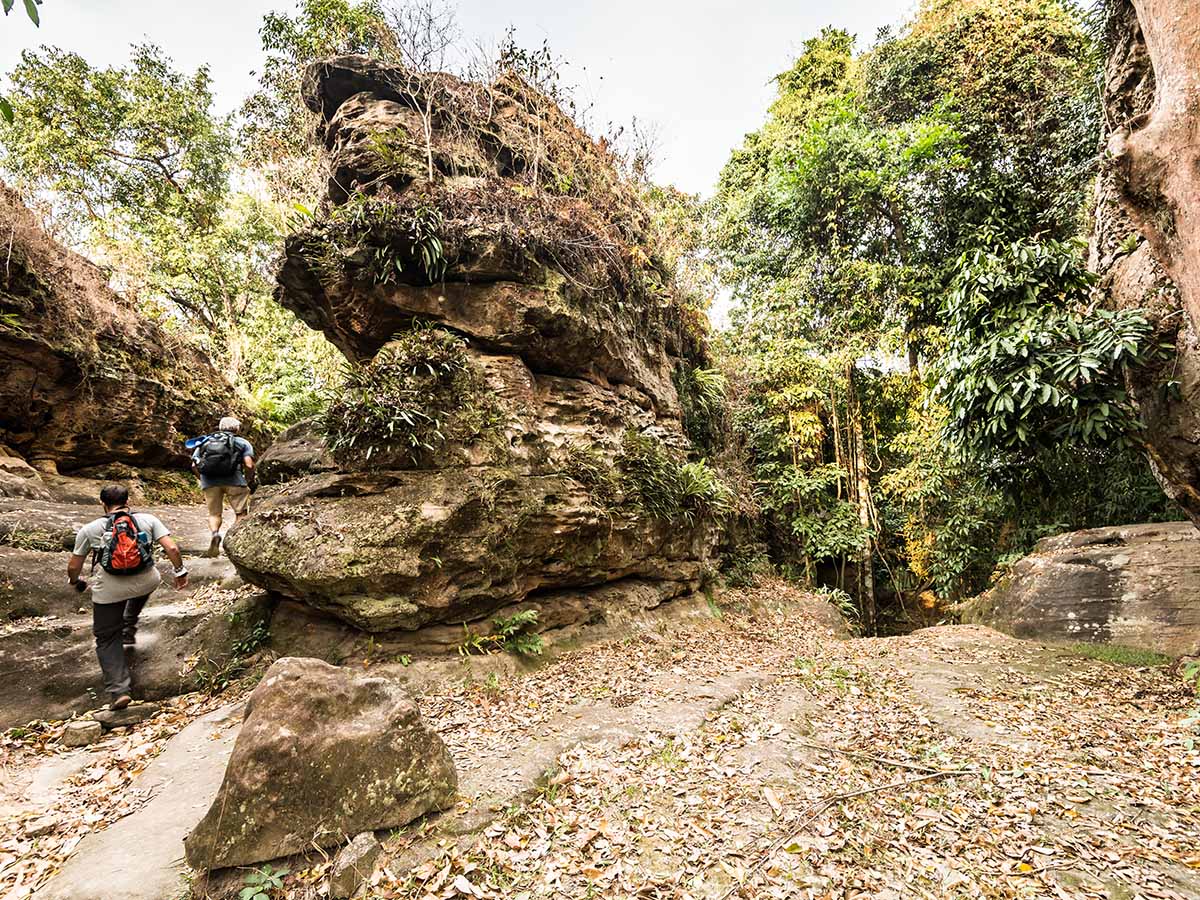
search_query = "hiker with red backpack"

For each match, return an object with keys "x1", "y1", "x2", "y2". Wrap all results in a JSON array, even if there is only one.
[
  {"x1": 66, "y1": 483, "x2": 189, "y2": 710},
  {"x1": 189, "y1": 416, "x2": 256, "y2": 557}
]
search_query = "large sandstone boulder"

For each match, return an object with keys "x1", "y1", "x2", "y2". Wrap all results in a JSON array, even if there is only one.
[
  {"x1": 0, "y1": 185, "x2": 249, "y2": 471},
  {"x1": 959, "y1": 522, "x2": 1200, "y2": 657},
  {"x1": 184, "y1": 657, "x2": 456, "y2": 870},
  {"x1": 229, "y1": 57, "x2": 725, "y2": 632}
]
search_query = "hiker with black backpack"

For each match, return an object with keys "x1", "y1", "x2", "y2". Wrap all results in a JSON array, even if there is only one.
[
  {"x1": 190, "y1": 416, "x2": 256, "y2": 557},
  {"x1": 67, "y1": 483, "x2": 189, "y2": 710}
]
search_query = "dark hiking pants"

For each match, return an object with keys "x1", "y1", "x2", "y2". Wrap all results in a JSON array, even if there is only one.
[{"x1": 92, "y1": 594, "x2": 150, "y2": 698}]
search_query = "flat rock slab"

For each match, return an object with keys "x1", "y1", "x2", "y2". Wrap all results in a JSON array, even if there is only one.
[
  {"x1": 36, "y1": 702, "x2": 242, "y2": 900},
  {"x1": 93, "y1": 702, "x2": 160, "y2": 729}
]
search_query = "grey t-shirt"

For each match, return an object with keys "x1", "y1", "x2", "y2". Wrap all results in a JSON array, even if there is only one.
[
  {"x1": 73, "y1": 512, "x2": 169, "y2": 605},
  {"x1": 191, "y1": 434, "x2": 255, "y2": 489}
]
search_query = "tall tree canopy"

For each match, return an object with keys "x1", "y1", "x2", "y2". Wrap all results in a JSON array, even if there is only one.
[{"x1": 709, "y1": 0, "x2": 1177, "y2": 625}]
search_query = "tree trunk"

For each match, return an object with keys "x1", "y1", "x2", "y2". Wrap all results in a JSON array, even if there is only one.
[{"x1": 847, "y1": 365, "x2": 876, "y2": 635}]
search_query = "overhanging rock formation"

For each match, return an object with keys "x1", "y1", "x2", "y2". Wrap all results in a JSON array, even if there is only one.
[
  {"x1": 0, "y1": 185, "x2": 245, "y2": 472},
  {"x1": 226, "y1": 56, "x2": 724, "y2": 632}
]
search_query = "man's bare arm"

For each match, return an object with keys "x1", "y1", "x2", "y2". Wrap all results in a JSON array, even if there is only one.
[
  {"x1": 158, "y1": 536, "x2": 189, "y2": 589},
  {"x1": 67, "y1": 553, "x2": 86, "y2": 585}
]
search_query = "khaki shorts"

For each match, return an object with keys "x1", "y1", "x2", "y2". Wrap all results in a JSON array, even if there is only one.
[{"x1": 204, "y1": 485, "x2": 251, "y2": 518}]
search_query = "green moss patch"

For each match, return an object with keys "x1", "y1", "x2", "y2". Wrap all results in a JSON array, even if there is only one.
[{"x1": 1064, "y1": 643, "x2": 1170, "y2": 667}]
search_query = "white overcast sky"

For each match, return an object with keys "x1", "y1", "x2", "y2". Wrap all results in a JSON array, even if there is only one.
[{"x1": 1, "y1": 0, "x2": 916, "y2": 197}]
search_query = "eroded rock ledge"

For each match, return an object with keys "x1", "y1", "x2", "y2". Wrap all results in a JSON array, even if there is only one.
[
  {"x1": 227, "y1": 56, "x2": 723, "y2": 632},
  {"x1": 0, "y1": 185, "x2": 245, "y2": 473}
]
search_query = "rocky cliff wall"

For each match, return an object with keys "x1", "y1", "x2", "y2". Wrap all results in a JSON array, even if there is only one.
[
  {"x1": 227, "y1": 57, "x2": 724, "y2": 633},
  {"x1": 0, "y1": 186, "x2": 245, "y2": 472},
  {"x1": 1095, "y1": 1, "x2": 1200, "y2": 521}
]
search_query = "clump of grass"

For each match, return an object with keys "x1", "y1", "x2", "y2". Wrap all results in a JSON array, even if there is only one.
[
  {"x1": 1066, "y1": 643, "x2": 1170, "y2": 667},
  {"x1": 302, "y1": 192, "x2": 447, "y2": 286},
  {"x1": 1, "y1": 525, "x2": 65, "y2": 552},
  {"x1": 320, "y1": 324, "x2": 500, "y2": 465}
]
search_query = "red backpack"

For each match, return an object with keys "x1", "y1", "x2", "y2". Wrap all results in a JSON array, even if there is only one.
[{"x1": 97, "y1": 511, "x2": 154, "y2": 576}]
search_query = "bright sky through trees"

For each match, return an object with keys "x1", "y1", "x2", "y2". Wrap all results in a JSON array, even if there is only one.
[{"x1": 0, "y1": 0, "x2": 915, "y2": 195}]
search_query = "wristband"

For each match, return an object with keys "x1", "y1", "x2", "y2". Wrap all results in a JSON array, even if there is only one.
[{"x1": 173, "y1": 566, "x2": 189, "y2": 578}]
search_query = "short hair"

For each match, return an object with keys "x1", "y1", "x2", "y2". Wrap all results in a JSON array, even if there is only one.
[
  {"x1": 218, "y1": 416, "x2": 241, "y2": 433},
  {"x1": 99, "y1": 483, "x2": 129, "y2": 509}
]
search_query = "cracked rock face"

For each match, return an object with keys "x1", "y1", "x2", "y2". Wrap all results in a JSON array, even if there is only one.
[
  {"x1": 1096, "y1": 1, "x2": 1200, "y2": 522},
  {"x1": 184, "y1": 657, "x2": 456, "y2": 870},
  {"x1": 228, "y1": 56, "x2": 720, "y2": 632},
  {"x1": 959, "y1": 522, "x2": 1200, "y2": 657},
  {"x1": 0, "y1": 185, "x2": 246, "y2": 472}
]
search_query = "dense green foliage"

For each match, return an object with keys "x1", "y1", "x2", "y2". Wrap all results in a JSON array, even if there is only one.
[
  {"x1": 709, "y1": 0, "x2": 1179, "y2": 626},
  {"x1": 319, "y1": 325, "x2": 499, "y2": 464},
  {"x1": 938, "y1": 234, "x2": 1156, "y2": 452}
]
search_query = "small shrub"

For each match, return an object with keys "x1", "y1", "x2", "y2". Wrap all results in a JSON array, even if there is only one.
[
  {"x1": 492, "y1": 609, "x2": 546, "y2": 657},
  {"x1": 320, "y1": 325, "x2": 499, "y2": 464},
  {"x1": 617, "y1": 431, "x2": 732, "y2": 523},
  {"x1": 240, "y1": 864, "x2": 288, "y2": 900},
  {"x1": 304, "y1": 193, "x2": 446, "y2": 285},
  {"x1": 721, "y1": 543, "x2": 771, "y2": 588},
  {"x1": 675, "y1": 363, "x2": 728, "y2": 454},
  {"x1": 458, "y1": 609, "x2": 545, "y2": 658},
  {"x1": 813, "y1": 585, "x2": 861, "y2": 634}
]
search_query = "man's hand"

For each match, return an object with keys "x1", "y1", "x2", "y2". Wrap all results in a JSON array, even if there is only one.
[{"x1": 174, "y1": 573, "x2": 189, "y2": 590}]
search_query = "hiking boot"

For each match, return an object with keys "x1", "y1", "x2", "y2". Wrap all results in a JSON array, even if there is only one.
[
  {"x1": 206, "y1": 532, "x2": 221, "y2": 558},
  {"x1": 110, "y1": 694, "x2": 132, "y2": 711}
]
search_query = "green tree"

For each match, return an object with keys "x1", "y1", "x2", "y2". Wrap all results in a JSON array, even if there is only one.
[
  {"x1": 710, "y1": 0, "x2": 1175, "y2": 621},
  {"x1": 241, "y1": 0, "x2": 389, "y2": 206},
  {"x1": 0, "y1": 42, "x2": 340, "y2": 417}
]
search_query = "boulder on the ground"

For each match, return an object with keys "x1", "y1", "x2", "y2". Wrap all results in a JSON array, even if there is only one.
[
  {"x1": 184, "y1": 657, "x2": 456, "y2": 870},
  {"x1": 959, "y1": 522, "x2": 1200, "y2": 657},
  {"x1": 256, "y1": 420, "x2": 338, "y2": 485},
  {"x1": 61, "y1": 719, "x2": 102, "y2": 747},
  {"x1": 94, "y1": 702, "x2": 160, "y2": 730},
  {"x1": 0, "y1": 444, "x2": 50, "y2": 500}
]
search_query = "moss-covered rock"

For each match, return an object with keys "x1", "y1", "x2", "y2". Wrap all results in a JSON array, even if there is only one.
[
  {"x1": 184, "y1": 656, "x2": 456, "y2": 870},
  {"x1": 239, "y1": 56, "x2": 726, "y2": 632}
]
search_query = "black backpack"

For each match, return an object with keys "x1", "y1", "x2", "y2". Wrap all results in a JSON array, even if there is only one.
[{"x1": 196, "y1": 432, "x2": 240, "y2": 478}]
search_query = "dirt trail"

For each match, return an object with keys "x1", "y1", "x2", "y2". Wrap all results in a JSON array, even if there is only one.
[{"x1": 4, "y1": 580, "x2": 1197, "y2": 900}]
